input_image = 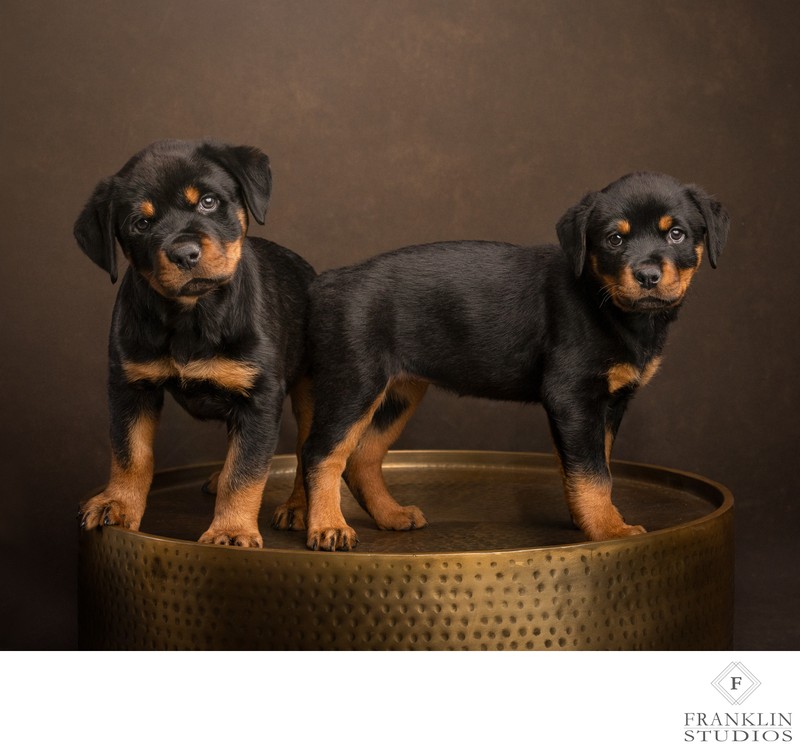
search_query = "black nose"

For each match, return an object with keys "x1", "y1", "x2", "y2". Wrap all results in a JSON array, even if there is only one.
[
  {"x1": 634, "y1": 265, "x2": 662, "y2": 289},
  {"x1": 166, "y1": 242, "x2": 202, "y2": 270}
]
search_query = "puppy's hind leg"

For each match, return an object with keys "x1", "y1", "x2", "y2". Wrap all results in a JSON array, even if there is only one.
[
  {"x1": 302, "y1": 380, "x2": 390, "y2": 551},
  {"x1": 272, "y1": 376, "x2": 313, "y2": 531},
  {"x1": 343, "y1": 378, "x2": 429, "y2": 531}
]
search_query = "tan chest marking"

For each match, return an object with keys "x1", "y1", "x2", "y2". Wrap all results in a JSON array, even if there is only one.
[
  {"x1": 607, "y1": 356, "x2": 662, "y2": 393},
  {"x1": 123, "y1": 357, "x2": 259, "y2": 394}
]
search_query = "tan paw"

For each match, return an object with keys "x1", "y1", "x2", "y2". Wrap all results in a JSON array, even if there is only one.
[
  {"x1": 80, "y1": 493, "x2": 142, "y2": 531},
  {"x1": 586, "y1": 522, "x2": 647, "y2": 541},
  {"x1": 615, "y1": 523, "x2": 647, "y2": 537},
  {"x1": 306, "y1": 525, "x2": 358, "y2": 552},
  {"x1": 198, "y1": 526, "x2": 263, "y2": 548},
  {"x1": 272, "y1": 501, "x2": 307, "y2": 531},
  {"x1": 375, "y1": 504, "x2": 427, "y2": 531}
]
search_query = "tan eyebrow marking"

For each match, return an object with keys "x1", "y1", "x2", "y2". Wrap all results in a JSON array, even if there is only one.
[
  {"x1": 616, "y1": 219, "x2": 631, "y2": 235},
  {"x1": 140, "y1": 201, "x2": 155, "y2": 218},
  {"x1": 659, "y1": 215, "x2": 673, "y2": 231},
  {"x1": 184, "y1": 186, "x2": 200, "y2": 205}
]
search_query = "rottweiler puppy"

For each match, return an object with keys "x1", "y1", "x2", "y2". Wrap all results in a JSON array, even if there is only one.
[
  {"x1": 75, "y1": 139, "x2": 314, "y2": 547},
  {"x1": 277, "y1": 172, "x2": 729, "y2": 551}
]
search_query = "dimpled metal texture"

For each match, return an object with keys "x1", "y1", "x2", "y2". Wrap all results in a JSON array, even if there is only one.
[{"x1": 78, "y1": 451, "x2": 734, "y2": 650}]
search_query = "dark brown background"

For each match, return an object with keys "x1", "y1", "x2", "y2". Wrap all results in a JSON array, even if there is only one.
[{"x1": 2, "y1": 0, "x2": 797, "y2": 650}]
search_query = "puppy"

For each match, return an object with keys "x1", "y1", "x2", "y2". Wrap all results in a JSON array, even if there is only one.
[
  {"x1": 273, "y1": 172, "x2": 729, "y2": 551},
  {"x1": 75, "y1": 139, "x2": 314, "y2": 547}
]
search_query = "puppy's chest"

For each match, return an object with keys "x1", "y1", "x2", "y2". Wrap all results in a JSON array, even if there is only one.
[
  {"x1": 121, "y1": 327, "x2": 261, "y2": 396},
  {"x1": 606, "y1": 356, "x2": 662, "y2": 394},
  {"x1": 122, "y1": 355, "x2": 260, "y2": 396}
]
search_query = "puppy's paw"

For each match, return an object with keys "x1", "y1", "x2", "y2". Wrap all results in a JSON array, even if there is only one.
[
  {"x1": 80, "y1": 493, "x2": 141, "y2": 531},
  {"x1": 587, "y1": 522, "x2": 647, "y2": 541},
  {"x1": 198, "y1": 525, "x2": 263, "y2": 548},
  {"x1": 375, "y1": 504, "x2": 427, "y2": 531},
  {"x1": 272, "y1": 500, "x2": 307, "y2": 531},
  {"x1": 306, "y1": 525, "x2": 358, "y2": 552},
  {"x1": 615, "y1": 523, "x2": 646, "y2": 537}
]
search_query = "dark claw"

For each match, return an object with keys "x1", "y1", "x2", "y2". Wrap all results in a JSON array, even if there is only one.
[{"x1": 311, "y1": 538, "x2": 319, "y2": 551}]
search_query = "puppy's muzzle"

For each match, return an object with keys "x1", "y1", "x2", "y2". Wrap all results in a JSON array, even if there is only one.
[
  {"x1": 166, "y1": 241, "x2": 202, "y2": 271},
  {"x1": 633, "y1": 264, "x2": 662, "y2": 290}
]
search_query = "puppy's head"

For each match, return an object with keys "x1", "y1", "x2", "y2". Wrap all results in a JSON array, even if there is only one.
[
  {"x1": 74, "y1": 140, "x2": 271, "y2": 300},
  {"x1": 557, "y1": 172, "x2": 729, "y2": 312}
]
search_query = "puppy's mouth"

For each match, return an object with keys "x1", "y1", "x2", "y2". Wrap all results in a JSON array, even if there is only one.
[
  {"x1": 614, "y1": 292, "x2": 682, "y2": 312},
  {"x1": 177, "y1": 276, "x2": 230, "y2": 296}
]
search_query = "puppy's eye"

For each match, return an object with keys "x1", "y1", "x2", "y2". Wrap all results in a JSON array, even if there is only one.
[
  {"x1": 607, "y1": 233, "x2": 624, "y2": 248},
  {"x1": 132, "y1": 217, "x2": 151, "y2": 232},
  {"x1": 198, "y1": 194, "x2": 219, "y2": 212},
  {"x1": 668, "y1": 227, "x2": 686, "y2": 243}
]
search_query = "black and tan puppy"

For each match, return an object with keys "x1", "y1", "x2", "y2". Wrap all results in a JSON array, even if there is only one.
[
  {"x1": 75, "y1": 139, "x2": 314, "y2": 547},
  {"x1": 276, "y1": 172, "x2": 728, "y2": 551}
]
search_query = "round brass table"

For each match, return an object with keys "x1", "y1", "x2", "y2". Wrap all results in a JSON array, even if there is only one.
[{"x1": 78, "y1": 451, "x2": 733, "y2": 650}]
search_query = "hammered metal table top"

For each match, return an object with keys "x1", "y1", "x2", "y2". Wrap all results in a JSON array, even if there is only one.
[{"x1": 136, "y1": 450, "x2": 729, "y2": 553}]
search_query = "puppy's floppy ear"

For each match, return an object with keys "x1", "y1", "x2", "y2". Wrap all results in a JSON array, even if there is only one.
[
  {"x1": 685, "y1": 185, "x2": 730, "y2": 269},
  {"x1": 74, "y1": 177, "x2": 118, "y2": 283},
  {"x1": 205, "y1": 143, "x2": 272, "y2": 225},
  {"x1": 556, "y1": 191, "x2": 598, "y2": 277}
]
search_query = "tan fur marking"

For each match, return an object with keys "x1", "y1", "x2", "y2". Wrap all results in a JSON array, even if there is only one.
[
  {"x1": 199, "y1": 432, "x2": 267, "y2": 547},
  {"x1": 616, "y1": 219, "x2": 631, "y2": 235},
  {"x1": 140, "y1": 200, "x2": 155, "y2": 218},
  {"x1": 694, "y1": 242, "x2": 704, "y2": 266},
  {"x1": 200, "y1": 236, "x2": 243, "y2": 279},
  {"x1": 305, "y1": 387, "x2": 391, "y2": 545},
  {"x1": 344, "y1": 378, "x2": 429, "y2": 530},
  {"x1": 562, "y1": 472, "x2": 643, "y2": 541},
  {"x1": 607, "y1": 363, "x2": 640, "y2": 393},
  {"x1": 184, "y1": 186, "x2": 200, "y2": 205},
  {"x1": 660, "y1": 258, "x2": 680, "y2": 288},
  {"x1": 123, "y1": 357, "x2": 259, "y2": 394},
  {"x1": 639, "y1": 356, "x2": 662, "y2": 387},
  {"x1": 146, "y1": 254, "x2": 187, "y2": 297},
  {"x1": 180, "y1": 358, "x2": 258, "y2": 394},
  {"x1": 236, "y1": 208, "x2": 248, "y2": 234},
  {"x1": 81, "y1": 411, "x2": 158, "y2": 531},
  {"x1": 604, "y1": 427, "x2": 614, "y2": 465},
  {"x1": 122, "y1": 358, "x2": 175, "y2": 384},
  {"x1": 607, "y1": 357, "x2": 662, "y2": 393},
  {"x1": 658, "y1": 215, "x2": 673, "y2": 231}
]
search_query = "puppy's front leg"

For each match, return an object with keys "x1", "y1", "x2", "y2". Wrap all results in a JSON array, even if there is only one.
[
  {"x1": 199, "y1": 393, "x2": 283, "y2": 548},
  {"x1": 546, "y1": 398, "x2": 645, "y2": 541},
  {"x1": 81, "y1": 376, "x2": 164, "y2": 531}
]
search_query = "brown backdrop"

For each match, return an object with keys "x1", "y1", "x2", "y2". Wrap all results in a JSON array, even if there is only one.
[{"x1": 2, "y1": 0, "x2": 798, "y2": 649}]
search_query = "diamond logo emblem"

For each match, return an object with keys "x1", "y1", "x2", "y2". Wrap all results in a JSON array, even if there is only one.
[{"x1": 712, "y1": 662, "x2": 761, "y2": 705}]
